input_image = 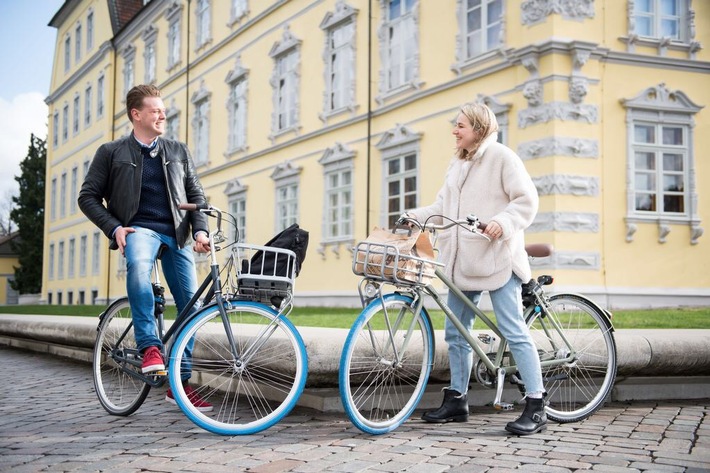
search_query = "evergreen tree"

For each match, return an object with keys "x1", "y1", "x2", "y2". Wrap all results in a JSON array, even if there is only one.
[{"x1": 10, "y1": 134, "x2": 46, "y2": 294}]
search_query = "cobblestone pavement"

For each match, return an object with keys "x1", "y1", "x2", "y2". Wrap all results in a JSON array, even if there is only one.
[{"x1": 1, "y1": 347, "x2": 709, "y2": 473}]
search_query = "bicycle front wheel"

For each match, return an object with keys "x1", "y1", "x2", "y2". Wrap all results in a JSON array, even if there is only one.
[
  {"x1": 526, "y1": 293, "x2": 617, "y2": 423},
  {"x1": 340, "y1": 293, "x2": 434, "y2": 435},
  {"x1": 169, "y1": 302, "x2": 307, "y2": 435},
  {"x1": 93, "y1": 298, "x2": 151, "y2": 416}
]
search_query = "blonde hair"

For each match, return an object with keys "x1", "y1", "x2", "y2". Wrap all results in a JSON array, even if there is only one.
[{"x1": 456, "y1": 102, "x2": 499, "y2": 160}]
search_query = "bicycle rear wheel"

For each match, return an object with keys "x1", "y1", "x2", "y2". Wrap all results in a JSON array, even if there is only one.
[
  {"x1": 93, "y1": 298, "x2": 150, "y2": 416},
  {"x1": 526, "y1": 293, "x2": 617, "y2": 423},
  {"x1": 339, "y1": 293, "x2": 434, "y2": 434},
  {"x1": 169, "y1": 301, "x2": 307, "y2": 435}
]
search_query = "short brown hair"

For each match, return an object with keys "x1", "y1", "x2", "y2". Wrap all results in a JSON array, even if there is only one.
[{"x1": 126, "y1": 84, "x2": 161, "y2": 122}]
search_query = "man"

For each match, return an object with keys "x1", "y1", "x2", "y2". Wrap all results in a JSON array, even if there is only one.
[{"x1": 79, "y1": 84, "x2": 212, "y2": 411}]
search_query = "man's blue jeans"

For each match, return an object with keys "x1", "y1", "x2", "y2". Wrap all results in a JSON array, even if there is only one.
[
  {"x1": 445, "y1": 273, "x2": 545, "y2": 396},
  {"x1": 124, "y1": 227, "x2": 199, "y2": 380}
]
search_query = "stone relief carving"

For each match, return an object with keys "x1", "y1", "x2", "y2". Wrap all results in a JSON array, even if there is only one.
[
  {"x1": 529, "y1": 212, "x2": 599, "y2": 233},
  {"x1": 532, "y1": 175, "x2": 599, "y2": 196},
  {"x1": 625, "y1": 222, "x2": 637, "y2": 243},
  {"x1": 529, "y1": 251, "x2": 600, "y2": 270},
  {"x1": 658, "y1": 223, "x2": 671, "y2": 244},
  {"x1": 690, "y1": 223, "x2": 704, "y2": 245},
  {"x1": 568, "y1": 77, "x2": 588, "y2": 104},
  {"x1": 518, "y1": 137, "x2": 598, "y2": 160},
  {"x1": 518, "y1": 102, "x2": 598, "y2": 128},
  {"x1": 521, "y1": 0, "x2": 595, "y2": 25}
]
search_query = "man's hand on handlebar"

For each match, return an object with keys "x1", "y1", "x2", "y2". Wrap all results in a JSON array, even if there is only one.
[{"x1": 193, "y1": 232, "x2": 211, "y2": 253}]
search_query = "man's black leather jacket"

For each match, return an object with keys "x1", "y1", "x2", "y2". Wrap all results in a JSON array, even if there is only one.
[{"x1": 78, "y1": 134, "x2": 209, "y2": 249}]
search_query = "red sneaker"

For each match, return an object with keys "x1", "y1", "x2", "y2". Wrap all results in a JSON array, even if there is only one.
[
  {"x1": 166, "y1": 384, "x2": 214, "y2": 412},
  {"x1": 141, "y1": 346, "x2": 165, "y2": 373}
]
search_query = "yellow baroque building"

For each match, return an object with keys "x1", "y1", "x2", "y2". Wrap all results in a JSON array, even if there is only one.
[{"x1": 43, "y1": 0, "x2": 710, "y2": 309}]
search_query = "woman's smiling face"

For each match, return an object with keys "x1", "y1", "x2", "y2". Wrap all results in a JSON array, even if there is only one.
[{"x1": 452, "y1": 112, "x2": 479, "y2": 153}]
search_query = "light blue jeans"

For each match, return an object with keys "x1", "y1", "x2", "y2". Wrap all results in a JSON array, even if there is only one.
[
  {"x1": 445, "y1": 273, "x2": 545, "y2": 396},
  {"x1": 124, "y1": 227, "x2": 199, "y2": 380}
]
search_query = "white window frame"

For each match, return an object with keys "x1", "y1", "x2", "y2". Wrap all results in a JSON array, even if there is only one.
[
  {"x1": 165, "y1": 101, "x2": 180, "y2": 141},
  {"x1": 225, "y1": 179, "x2": 248, "y2": 243},
  {"x1": 453, "y1": 0, "x2": 504, "y2": 73},
  {"x1": 58, "y1": 240, "x2": 65, "y2": 280},
  {"x1": 376, "y1": 124, "x2": 421, "y2": 228},
  {"x1": 271, "y1": 162, "x2": 302, "y2": 232},
  {"x1": 50, "y1": 177, "x2": 57, "y2": 220},
  {"x1": 64, "y1": 34, "x2": 71, "y2": 72},
  {"x1": 52, "y1": 111, "x2": 59, "y2": 148},
  {"x1": 75, "y1": 22, "x2": 82, "y2": 62},
  {"x1": 79, "y1": 234, "x2": 88, "y2": 277},
  {"x1": 229, "y1": 0, "x2": 248, "y2": 26},
  {"x1": 68, "y1": 237, "x2": 76, "y2": 279},
  {"x1": 70, "y1": 166, "x2": 78, "y2": 214},
  {"x1": 166, "y1": 3, "x2": 183, "y2": 70},
  {"x1": 225, "y1": 58, "x2": 249, "y2": 155},
  {"x1": 621, "y1": 83, "x2": 703, "y2": 244},
  {"x1": 269, "y1": 27, "x2": 301, "y2": 140},
  {"x1": 48, "y1": 243, "x2": 55, "y2": 280},
  {"x1": 122, "y1": 45, "x2": 136, "y2": 98},
  {"x1": 87, "y1": 9, "x2": 94, "y2": 51},
  {"x1": 320, "y1": 2, "x2": 358, "y2": 121},
  {"x1": 97, "y1": 73, "x2": 105, "y2": 118},
  {"x1": 84, "y1": 84, "x2": 92, "y2": 127},
  {"x1": 190, "y1": 83, "x2": 211, "y2": 166},
  {"x1": 92, "y1": 231, "x2": 101, "y2": 275},
  {"x1": 195, "y1": 0, "x2": 212, "y2": 49},
  {"x1": 377, "y1": 0, "x2": 422, "y2": 102},
  {"x1": 319, "y1": 143, "x2": 355, "y2": 246},
  {"x1": 624, "y1": 0, "x2": 700, "y2": 58},
  {"x1": 60, "y1": 172, "x2": 67, "y2": 218},
  {"x1": 62, "y1": 103, "x2": 69, "y2": 141},
  {"x1": 143, "y1": 26, "x2": 158, "y2": 84},
  {"x1": 73, "y1": 94, "x2": 80, "y2": 135}
]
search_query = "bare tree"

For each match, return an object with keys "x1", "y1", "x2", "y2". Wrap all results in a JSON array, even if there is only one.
[{"x1": 0, "y1": 189, "x2": 16, "y2": 236}]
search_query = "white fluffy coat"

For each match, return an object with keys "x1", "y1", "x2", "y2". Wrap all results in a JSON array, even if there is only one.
[{"x1": 408, "y1": 134, "x2": 538, "y2": 291}]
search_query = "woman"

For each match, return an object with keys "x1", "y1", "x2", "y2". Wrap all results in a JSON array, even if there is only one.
[{"x1": 405, "y1": 102, "x2": 546, "y2": 435}]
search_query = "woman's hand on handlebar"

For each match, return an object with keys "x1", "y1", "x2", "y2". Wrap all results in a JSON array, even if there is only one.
[{"x1": 482, "y1": 220, "x2": 503, "y2": 240}]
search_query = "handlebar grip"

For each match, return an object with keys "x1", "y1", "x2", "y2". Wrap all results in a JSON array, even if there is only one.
[{"x1": 178, "y1": 202, "x2": 210, "y2": 211}]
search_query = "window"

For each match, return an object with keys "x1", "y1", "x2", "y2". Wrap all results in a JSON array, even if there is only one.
[
  {"x1": 84, "y1": 85, "x2": 92, "y2": 126},
  {"x1": 58, "y1": 241, "x2": 65, "y2": 280},
  {"x1": 92, "y1": 231, "x2": 101, "y2": 275},
  {"x1": 269, "y1": 28, "x2": 301, "y2": 137},
  {"x1": 143, "y1": 26, "x2": 158, "y2": 84},
  {"x1": 75, "y1": 23, "x2": 82, "y2": 61},
  {"x1": 462, "y1": 0, "x2": 502, "y2": 59},
  {"x1": 60, "y1": 172, "x2": 67, "y2": 218},
  {"x1": 78, "y1": 291, "x2": 85, "y2": 305},
  {"x1": 634, "y1": 0, "x2": 685, "y2": 40},
  {"x1": 71, "y1": 167, "x2": 78, "y2": 214},
  {"x1": 57, "y1": 292, "x2": 63, "y2": 305},
  {"x1": 165, "y1": 102, "x2": 180, "y2": 140},
  {"x1": 50, "y1": 177, "x2": 57, "y2": 220},
  {"x1": 320, "y1": 143, "x2": 355, "y2": 242},
  {"x1": 225, "y1": 179, "x2": 248, "y2": 243},
  {"x1": 64, "y1": 34, "x2": 71, "y2": 72},
  {"x1": 321, "y1": 3, "x2": 357, "y2": 118},
  {"x1": 73, "y1": 94, "x2": 80, "y2": 135},
  {"x1": 271, "y1": 162, "x2": 302, "y2": 232},
  {"x1": 196, "y1": 0, "x2": 211, "y2": 48},
  {"x1": 79, "y1": 234, "x2": 87, "y2": 277},
  {"x1": 68, "y1": 238, "x2": 76, "y2": 278},
  {"x1": 52, "y1": 111, "x2": 59, "y2": 147},
  {"x1": 122, "y1": 46, "x2": 136, "y2": 96},
  {"x1": 48, "y1": 243, "x2": 55, "y2": 280},
  {"x1": 97, "y1": 74, "x2": 105, "y2": 118},
  {"x1": 379, "y1": 0, "x2": 420, "y2": 96},
  {"x1": 226, "y1": 59, "x2": 248, "y2": 153},
  {"x1": 62, "y1": 103, "x2": 69, "y2": 141},
  {"x1": 167, "y1": 15, "x2": 181, "y2": 69},
  {"x1": 87, "y1": 10, "x2": 94, "y2": 50},
  {"x1": 376, "y1": 124, "x2": 421, "y2": 227},
  {"x1": 230, "y1": 0, "x2": 248, "y2": 24},
  {"x1": 190, "y1": 84, "x2": 211, "y2": 166},
  {"x1": 621, "y1": 83, "x2": 703, "y2": 244}
]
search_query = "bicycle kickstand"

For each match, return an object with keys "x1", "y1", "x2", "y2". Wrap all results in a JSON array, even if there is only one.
[{"x1": 493, "y1": 368, "x2": 514, "y2": 411}]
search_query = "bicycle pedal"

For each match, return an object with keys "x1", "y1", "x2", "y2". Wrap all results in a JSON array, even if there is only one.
[
  {"x1": 153, "y1": 370, "x2": 168, "y2": 376},
  {"x1": 494, "y1": 402, "x2": 514, "y2": 411}
]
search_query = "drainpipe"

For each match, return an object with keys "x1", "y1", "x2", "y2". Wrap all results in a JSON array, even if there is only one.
[{"x1": 365, "y1": 0, "x2": 372, "y2": 234}]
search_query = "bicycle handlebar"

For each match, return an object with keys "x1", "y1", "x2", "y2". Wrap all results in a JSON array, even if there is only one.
[{"x1": 397, "y1": 214, "x2": 488, "y2": 234}]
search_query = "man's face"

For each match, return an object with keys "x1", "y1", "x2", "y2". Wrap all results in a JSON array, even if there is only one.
[{"x1": 132, "y1": 96, "x2": 166, "y2": 138}]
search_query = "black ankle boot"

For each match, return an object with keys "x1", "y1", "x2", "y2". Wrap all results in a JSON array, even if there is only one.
[
  {"x1": 505, "y1": 397, "x2": 547, "y2": 435},
  {"x1": 421, "y1": 388, "x2": 469, "y2": 423}
]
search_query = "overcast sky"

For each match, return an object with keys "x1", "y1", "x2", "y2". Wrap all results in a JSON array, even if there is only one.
[{"x1": 0, "y1": 0, "x2": 65, "y2": 206}]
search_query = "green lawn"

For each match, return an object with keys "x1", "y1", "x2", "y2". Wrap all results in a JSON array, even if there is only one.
[{"x1": 1, "y1": 304, "x2": 709, "y2": 329}]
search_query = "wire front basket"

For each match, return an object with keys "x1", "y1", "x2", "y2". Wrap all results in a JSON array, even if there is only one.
[
  {"x1": 234, "y1": 243, "x2": 297, "y2": 307},
  {"x1": 352, "y1": 241, "x2": 442, "y2": 287}
]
